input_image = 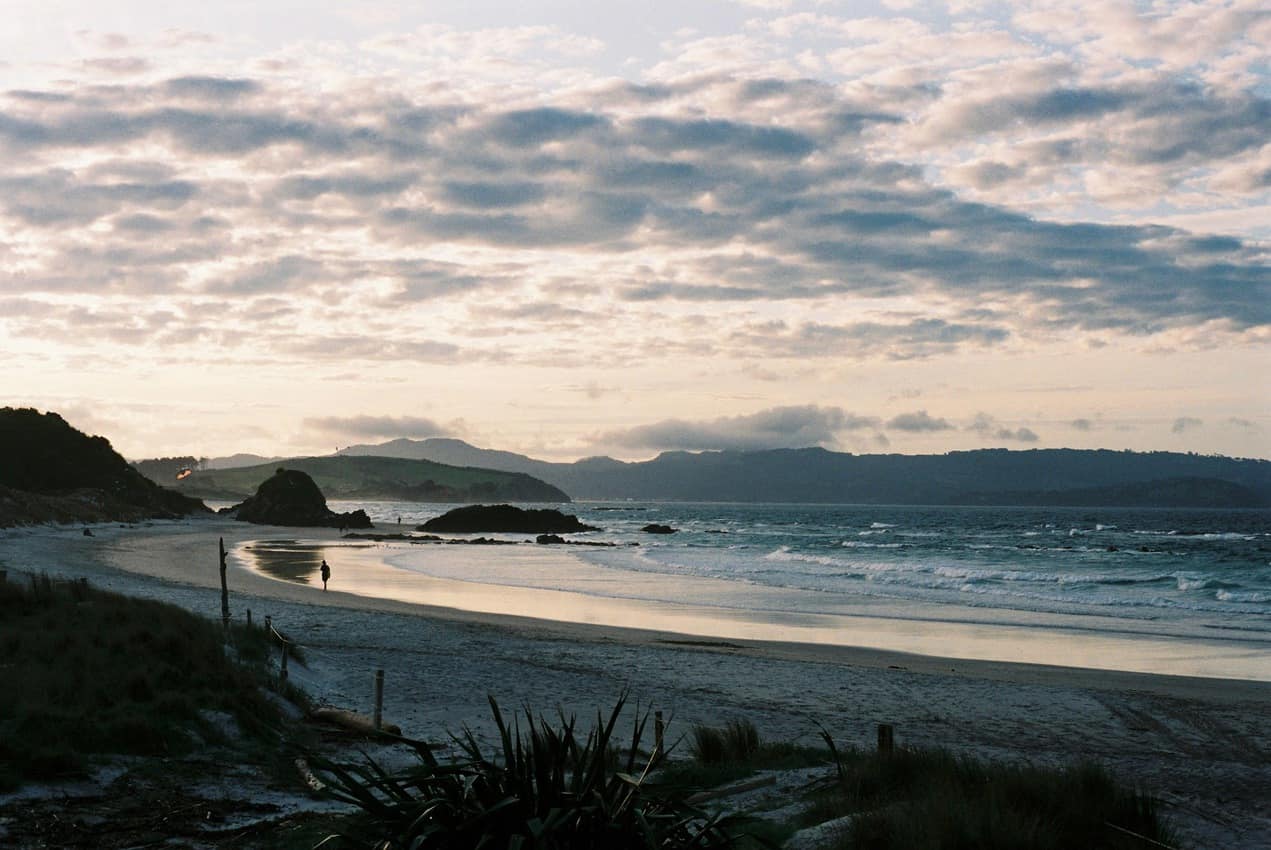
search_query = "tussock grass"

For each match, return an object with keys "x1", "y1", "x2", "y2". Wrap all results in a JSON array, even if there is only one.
[
  {"x1": 0, "y1": 573, "x2": 306, "y2": 790},
  {"x1": 808, "y1": 734, "x2": 1178, "y2": 850},
  {"x1": 690, "y1": 718, "x2": 763, "y2": 765}
]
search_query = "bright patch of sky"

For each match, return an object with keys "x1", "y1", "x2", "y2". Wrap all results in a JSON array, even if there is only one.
[{"x1": 1, "y1": 0, "x2": 1267, "y2": 461}]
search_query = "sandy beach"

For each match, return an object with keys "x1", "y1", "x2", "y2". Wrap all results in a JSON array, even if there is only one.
[{"x1": 2, "y1": 516, "x2": 1269, "y2": 849}]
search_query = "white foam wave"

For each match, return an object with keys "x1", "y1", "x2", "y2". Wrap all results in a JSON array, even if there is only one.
[{"x1": 1216, "y1": 589, "x2": 1271, "y2": 603}]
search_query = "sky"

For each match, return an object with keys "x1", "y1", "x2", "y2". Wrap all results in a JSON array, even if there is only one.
[{"x1": 1, "y1": 0, "x2": 1268, "y2": 462}]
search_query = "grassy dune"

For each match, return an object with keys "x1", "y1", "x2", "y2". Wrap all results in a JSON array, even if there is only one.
[{"x1": 0, "y1": 573, "x2": 305, "y2": 790}]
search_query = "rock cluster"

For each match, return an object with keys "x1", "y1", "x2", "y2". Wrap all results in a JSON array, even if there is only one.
[
  {"x1": 228, "y1": 468, "x2": 372, "y2": 528},
  {"x1": 419, "y1": 504, "x2": 598, "y2": 534}
]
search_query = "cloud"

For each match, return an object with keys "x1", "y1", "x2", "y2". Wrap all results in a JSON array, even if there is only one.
[
  {"x1": 1172, "y1": 416, "x2": 1204, "y2": 433},
  {"x1": 968, "y1": 412, "x2": 1040, "y2": 442},
  {"x1": 305, "y1": 415, "x2": 453, "y2": 441},
  {"x1": 596, "y1": 405, "x2": 879, "y2": 451},
  {"x1": 886, "y1": 410, "x2": 953, "y2": 431},
  {"x1": 725, "y1": 318, "x2": 1011, "y2": 361},
  {"x1": 1070, "y1": 418, "x2": 1093, "y2": 431},
  {"x1": 0, "y1": 28, "x2": 1267, "y2": 389}
]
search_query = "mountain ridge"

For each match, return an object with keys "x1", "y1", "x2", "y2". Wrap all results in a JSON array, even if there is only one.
[{"x1": 331, "y1": 439, "x2": 1271, "y2": 507}]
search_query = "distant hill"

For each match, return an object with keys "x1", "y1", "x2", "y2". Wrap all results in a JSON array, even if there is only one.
[
  {"x1": 172, "y1": 455, "x2": 569, "y2": 503},
  {"x1": 205, "y1": 453, "x2": 283, "y2": 470},
  {"x1": 0, "y1": 408, "x2": 208, "y2": 526},
  {"x1": 335, "y1": 439, "x2": 1271, "y2": 507}
]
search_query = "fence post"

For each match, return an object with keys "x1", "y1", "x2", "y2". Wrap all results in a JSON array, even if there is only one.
[
  {"x1": 280, "y1": 641, "x2": 289, "y2": 682},
  {"x1": 219, "y1": 537, "x2": 230, "y2": 629},
  {"x1": 877, "y1": 723, "x2": 894, "y2": 755},
  {"x1": 246, "y1": 609, "x2": 252, "y2": 628},
  {"x1": 655, "y1": 711, "x2": 665, "y2": 756},
  {"x1": 373, "y1": 669, "x2": 385, "y2": 731},
  {"x1": 265, "y1": 615, "x2": 272, "y2": 636}
]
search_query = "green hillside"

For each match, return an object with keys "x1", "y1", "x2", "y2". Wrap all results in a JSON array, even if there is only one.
[{"x1": 172, "y1": 455, "x2": 570, "y2": 503}]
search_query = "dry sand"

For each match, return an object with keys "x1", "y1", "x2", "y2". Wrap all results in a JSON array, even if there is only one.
[{"x1": 2, "y1": 516, "x2": 1268, "y2": 848}]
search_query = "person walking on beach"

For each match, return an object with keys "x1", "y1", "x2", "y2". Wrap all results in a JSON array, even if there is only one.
[{"x1": 320, "y1": 558, "x2": 331, "y2": 591}]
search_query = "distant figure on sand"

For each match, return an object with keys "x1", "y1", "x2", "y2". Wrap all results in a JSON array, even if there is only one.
[{"x1": 320, "y1": 559, "x2": 331, "y2": 591}]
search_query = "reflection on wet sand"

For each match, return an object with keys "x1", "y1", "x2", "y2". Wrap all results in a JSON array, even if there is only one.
[
  {"x1": 243, "y1": 540, "x2": 325, "y2": 585},
  {"x1": 233, "y1": 538, "x2": 1271, "y2": 681}
]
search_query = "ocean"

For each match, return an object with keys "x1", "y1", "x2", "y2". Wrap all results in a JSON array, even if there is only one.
[{"x1": 241, "y1": 500, "x2": 1271, "y2": 680}]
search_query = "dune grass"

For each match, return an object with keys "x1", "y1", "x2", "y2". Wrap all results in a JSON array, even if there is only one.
[
  {"x1": 806, "y1": 734, "x2": 1178, "y2": 850},
  {"x1": 655, "y1": 719, "x2": 825, "y2": 794},
  {"x1": 0, "y1": 572, "x2": 306, "y2": 790}
]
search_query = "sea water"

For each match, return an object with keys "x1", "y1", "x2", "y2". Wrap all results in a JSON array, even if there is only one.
[{"x1": 253, "y1": 501, "x2": 1270, "y2": 678}]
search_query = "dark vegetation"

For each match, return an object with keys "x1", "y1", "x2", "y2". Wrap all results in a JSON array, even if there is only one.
[
  {"x1": 0, "y1": 407, "x2": 207, "y2": 526},
  {"x1": 419, "y1": 504, "x2": 598, "y2": 534},
  {"x1": 335, "y1": 437, "x2": 1271, "y2": 506},
  {"x1": 228, "y1": 467, "x2": 373, "y2": 528},
  {"x1": 312, "y1": 705, "x2": 1176, "y2": 850},
  {"x1": 806, "y1": 734, "x2": 1176, "y2": 850},
  {"x1": 174, "y1": 454, "x2": 570, "y2": 503},
  {"x1": 0, "y1": 572, "x2": 306, "y2": 791},
  {"x1": 309, "y1": 694, "x2": 745, "y2": 850}
]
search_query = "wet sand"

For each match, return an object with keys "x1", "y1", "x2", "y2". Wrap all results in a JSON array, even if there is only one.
[{"x1": 2, "y1": 517, "x2": 1269, "y2": 848}]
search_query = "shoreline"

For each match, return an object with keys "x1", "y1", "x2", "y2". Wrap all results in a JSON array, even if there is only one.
[
  {"x1": 3, "y1": 517, "x2": 1270, "y2": 847},
  {"x1": 240, "y1": 528, "x2": 1271, "y2": 685},
  {"x1": 4, "y1": 516, "x2": 1270, "y2": 698}
]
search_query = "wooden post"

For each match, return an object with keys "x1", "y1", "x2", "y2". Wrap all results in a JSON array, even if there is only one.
[
  {"x1": 877, "y1": 723, "x2": 894, "y2": 755},
  {"x1": 218, "y1": 537, "x2": 230, "y2": 629},
  {"x1": 280, "y1": 641, "x2": 289, "y2": 681},
  {"x1": 655, "y1": 711, "x2": 665, "y2": 756},
  {"x1": 246, "y1": 609, "x2": 252, "y2": 628},
  {"x1": 373, "y1": 669, "x2": 385, "y2": 730},
  {"x1": 265, "y1": 615, "x2": 272, "y2": 636}
]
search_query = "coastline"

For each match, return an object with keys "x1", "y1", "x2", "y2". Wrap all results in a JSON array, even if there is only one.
[{"x1": 2, "y1": 516, "x2": 1269, "y2": 847}]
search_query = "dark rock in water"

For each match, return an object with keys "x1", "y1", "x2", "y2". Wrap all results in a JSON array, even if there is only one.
[
  {"x1": 536, "y1": 533, "x2": 566, "y2": 544},
  {"x1": 343, "y1": 532, "x2": 442, "y2": 542},
  {"x1": 229, "y1": 468, "x2": 372, "y2": 528},
  {"x1": 641, "y1": 524, "x2": 677, "y2": 534},
  {"x1": 420, "y1": 504, "x2": 598, "y2": 534},
  {"x1": 82, "y1": 527, "x2": 94, "y2": 537}
]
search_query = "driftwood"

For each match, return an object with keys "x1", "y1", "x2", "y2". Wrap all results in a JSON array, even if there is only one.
[
  {"x1": 686, "y1": 774, "x2": 777, "y2": 804},
  {"x1": 309, "y1": 706, "x2": 401, "y2": 737}
]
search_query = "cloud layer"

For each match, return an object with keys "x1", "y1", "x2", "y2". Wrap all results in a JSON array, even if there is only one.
[{"x1": 2, "y1": 2, "x2": 1267, "y2": 459}]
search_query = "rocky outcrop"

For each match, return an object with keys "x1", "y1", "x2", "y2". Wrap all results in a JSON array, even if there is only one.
[
  {"x1": 419, "y1": 504, "x2": 597, "y2": 534},
  {"x1": 227, "y1": 468, "x2": 372, "y2": 528},
  {"x1": 641, "y1": 524, "x2": 677, "y2": 534}
]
